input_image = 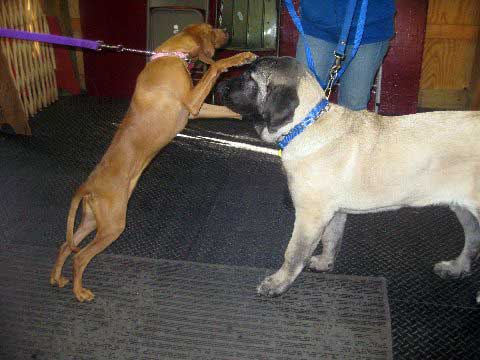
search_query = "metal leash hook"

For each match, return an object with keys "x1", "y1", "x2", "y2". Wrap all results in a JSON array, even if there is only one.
[
  {"x1": 324, "y1": 52, "x2": 345, "y2": 100},
  {"x1": 96, "y1": 40, "x2": 156, "y2": 56}
]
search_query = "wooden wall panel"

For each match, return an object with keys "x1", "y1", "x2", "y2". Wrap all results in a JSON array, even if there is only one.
[
  {"x1": 427, "y1": 0, "x2": 480, "y2": 26},
  {"x1": 426, "y1": 24, "x2": 478, "y2": 40},
  {"x1": 421, "y1": 39, "x2": 476, "y2": 89},
  {"x1": 419, "y1": 0, "x2": 480, "y2": 109}
]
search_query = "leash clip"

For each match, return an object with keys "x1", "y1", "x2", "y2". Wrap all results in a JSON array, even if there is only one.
[
  {"x1": 96, "y1": 40, "x2": 156, "y2": 56},
  {"x1": 97, "y1": 42, "x2": 124, "y2": 52},
  {"x1": 325, "y1": 51, "x2": 346, "y2": 100},
  {"x1": 325, "y1": 68, "x2": 338, "y2": 100},
  {"x1": 333, "y1": 51, "x2": 345, "y2": 69}
]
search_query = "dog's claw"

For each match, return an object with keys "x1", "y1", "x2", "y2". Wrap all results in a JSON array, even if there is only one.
[{"x1": 74, "y1": 287, "x2": 95, "y2": 302}]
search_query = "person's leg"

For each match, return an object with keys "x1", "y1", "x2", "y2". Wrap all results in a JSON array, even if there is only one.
[
  {"x1": 296, "y1": 35, "x2": 336, "y2": 86},
  {"x1": 337, "y1": 40, "x2": 390, "y2": 110}
]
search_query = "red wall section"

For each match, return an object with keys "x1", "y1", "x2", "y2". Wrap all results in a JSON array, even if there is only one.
[
  {"x1": 378, "y1": 0, "x2": 428, "y2": 115},
  {"x1": 80, "y1": 0, "x2": 147, "y2": 98},
  {"x1": 278, "y1": 0, "x2": 300, "y2": 57}
]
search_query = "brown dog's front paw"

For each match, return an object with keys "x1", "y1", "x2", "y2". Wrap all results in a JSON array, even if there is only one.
[
  {"x1": 73, "y1": 287, "x2": 95, "y2": 302},
  {"x1": 215, "y1": 52, "x2": 258, "y2": 72},
  {"x1": 237, "y1": 52, "x2": 258, "y2": 65}
]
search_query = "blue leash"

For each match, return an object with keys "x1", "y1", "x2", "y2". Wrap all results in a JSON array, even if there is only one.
[
  {"x1": 283, "y1": 0, "x2": 323, "y2": 85},
  {"x1": 277, "y1": 0, "x2": 368, "y2": 154},
  {"x1": 335, "y1": 0, "x2": 369, "y2": 80},
  {"x1": 283, "y1": 0, "x2": 369, "y2": 89}
]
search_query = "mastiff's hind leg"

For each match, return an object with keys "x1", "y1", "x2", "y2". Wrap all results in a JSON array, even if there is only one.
[{"x1": 434, "y1": 205, "x2": 480, "y2": 279}]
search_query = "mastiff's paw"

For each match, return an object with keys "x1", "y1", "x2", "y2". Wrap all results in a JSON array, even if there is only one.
[
  {"x1": 308, "y1": 255, "x2": 334, "y2": 272},
  {"x1": 433, "y1": 259, "x2": 471, "y2": 279},
  {"x1": 257, "y1": 271, "x2": 292, "y2": 297}
]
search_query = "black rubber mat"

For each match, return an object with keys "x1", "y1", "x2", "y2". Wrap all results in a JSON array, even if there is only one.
[
  {"x1": 0, "y1": 244, "x2": 392, "y2": 360},
  {"x1": 1, "y1": 96, "x2": 480, "y2": 358}
]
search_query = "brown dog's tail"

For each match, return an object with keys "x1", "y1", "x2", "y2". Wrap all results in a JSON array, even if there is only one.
[{"x1": 66, "y1": 189, "x2": 84, "y2": 253}]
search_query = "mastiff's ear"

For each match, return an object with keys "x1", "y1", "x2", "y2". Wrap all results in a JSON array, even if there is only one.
[{"x1": 262, "y1": 85, "x2": 299, "y2": 130}]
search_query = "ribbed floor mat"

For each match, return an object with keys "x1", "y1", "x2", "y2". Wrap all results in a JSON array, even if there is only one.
[
  {"x1": 2, "y1": 96, "x2": 480, "y2": 358},
  {"x1": 0, "y1": 244, "x2": 392, "y2": 359}
]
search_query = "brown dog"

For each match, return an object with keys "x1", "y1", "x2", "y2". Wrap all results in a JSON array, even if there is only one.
[{"x1": 50, "y1": 23, "x2": 256, "y2": 302}]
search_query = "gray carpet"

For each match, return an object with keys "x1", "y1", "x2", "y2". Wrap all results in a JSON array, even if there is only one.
[{"x1": 0, "y1": 244, "x2": 392, "y2": 360}]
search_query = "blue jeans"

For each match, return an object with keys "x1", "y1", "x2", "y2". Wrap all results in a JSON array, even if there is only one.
[{"x1": 296, "y1": 35, "x2": 390, "y2": 110}]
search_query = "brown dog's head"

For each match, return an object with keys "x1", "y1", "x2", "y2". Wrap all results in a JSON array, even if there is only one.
[{"x1": 183, "y1": 23, "x2": 229, "y2": 64}]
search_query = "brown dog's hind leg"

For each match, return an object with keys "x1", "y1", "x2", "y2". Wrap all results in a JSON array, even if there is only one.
[
  {"x1": 50, "y1": 199, "x2": 96, "y2": 288},
  {"x1": 72, "y1": 201, "x2": 126, "y2": 302},
  {"x1": 72, "y1": 227, "x2": 125, "y2": 302}
]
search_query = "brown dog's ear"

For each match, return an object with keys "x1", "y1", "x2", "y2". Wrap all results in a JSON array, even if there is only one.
[
  {"x1": 183, "y1": 24, "x2": 216, "y2": 65},
  {"x1": 198, "y1": 31, "x2": 215, "y2": 65}
]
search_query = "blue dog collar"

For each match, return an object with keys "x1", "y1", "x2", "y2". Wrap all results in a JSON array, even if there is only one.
[{"x1": 277, "y1": 99, "x2": 330, "y2": 154}]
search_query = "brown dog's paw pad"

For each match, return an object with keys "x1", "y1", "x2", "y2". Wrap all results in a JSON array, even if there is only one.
[
  {"x1": 235, "y1": 52, "x2": 258, "y2": 66},
  {"x1": 215, "y1": 52, "x2": 258, "y2": 71},
  {"x1": 241, "y1": 52, "x2": 258, "y2": 62},
  {"x1": 74, "y1": 287, "x2": 95, "y2": 302}
]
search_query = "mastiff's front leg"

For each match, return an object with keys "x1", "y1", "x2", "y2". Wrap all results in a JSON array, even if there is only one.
[{"x1": 257, "y1": 208, "x2": 335, "y2": 297}]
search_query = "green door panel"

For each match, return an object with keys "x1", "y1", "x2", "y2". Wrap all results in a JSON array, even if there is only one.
[{"x1": 219, "y1": 0, "x2": 278, "y2": 51}]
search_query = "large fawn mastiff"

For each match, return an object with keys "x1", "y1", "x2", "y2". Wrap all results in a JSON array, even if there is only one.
[
  {"x1": 50, "y1": 23, "x2": 256, "y2": 302},
  {"x1": 218, "y1": 56, "x2": 480, "y2": 303}
]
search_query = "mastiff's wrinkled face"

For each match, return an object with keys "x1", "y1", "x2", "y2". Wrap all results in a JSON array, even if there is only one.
[{"x1": 217, "y1": 56, "x2": 318, "y2": 143}]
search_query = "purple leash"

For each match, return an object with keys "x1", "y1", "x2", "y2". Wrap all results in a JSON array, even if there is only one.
[{"x1": 0, "y1": 28, "x2": 163, "y2": 57}]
